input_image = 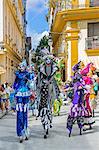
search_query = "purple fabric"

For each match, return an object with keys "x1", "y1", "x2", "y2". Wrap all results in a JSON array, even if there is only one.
[
  {"x1": 72, "y1": 81, "x2": 82, "y2": 104},
  {"x1": 72, "y1": 61, "x2": 81, "y2": 72}
]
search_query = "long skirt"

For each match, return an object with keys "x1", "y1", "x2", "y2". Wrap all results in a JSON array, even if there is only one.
[
  {"x1": 67, "y1": 103, "x2": 87, "y2": 131},
  {"x1": 39, "y1": 83, "x2": 52, "y2": 132},
  {"x1": 84, "y1": 93, "x2": 95, "y2": 126}
]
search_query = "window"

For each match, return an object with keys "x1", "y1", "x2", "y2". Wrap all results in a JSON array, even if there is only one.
[
  {"x1": 88, "y1": 22, "x2": 99, "y2": 37},
  {"x1": 90, "y1": 0, "x2": 99, "y2": 7}
]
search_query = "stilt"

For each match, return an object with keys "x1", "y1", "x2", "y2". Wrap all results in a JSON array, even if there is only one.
[
  {"x1": 46, "y1": 129, "x2": 49, "y2": 135},
  {"x1": 89, "y1": 125, "x2": 92, "y2": 130},
  {"x1": 69, "y1": 130, "x2": 72, "y2": 137},
  {"x1": 44, "y1": 134, "x2": 47, "y2": 139},
  {"x1": 50, "y1": 124, "x2": 52, "y2": 128},
  {"x1": 25, "y1": 137, "x2": 29, "y2": 141},
  {"x1": 93, "y1": 110, "x2": 95, "y2": 117},
  {"x1": 80, "y1": 128, "x2": 82, "y2": 135},
  {"x1": 19, "y1": 136, "x2": 23, "y2": 143}
]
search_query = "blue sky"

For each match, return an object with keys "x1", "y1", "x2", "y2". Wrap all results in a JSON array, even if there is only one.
[{"x1": 26, "y1": 0, "x2": 49, "y2": 48}]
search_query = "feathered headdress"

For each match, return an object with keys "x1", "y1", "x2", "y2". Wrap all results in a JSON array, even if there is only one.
[{"x1": 80, "y1": 63, "x2": 92, "y2": 76}]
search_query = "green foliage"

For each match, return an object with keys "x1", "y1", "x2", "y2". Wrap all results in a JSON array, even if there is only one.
[
  {"x1": 36, "y1": 35, "x2": 49, "y2": 53},
  {"x1": 34, "y1": 35, "x2": 49, "y2": 70}
]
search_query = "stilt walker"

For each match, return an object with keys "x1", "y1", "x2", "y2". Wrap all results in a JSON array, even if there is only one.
[
  {"x1": 37, "y1": 49, "x2": 59, "y2": 139},
  {"x1": 13, "y1": 60, "x2": 31, "y2": 143},
  {"x1": 66, "y1": 62, "x2": 87, "y2": 137},
  {"x1": 27, "y1": 64, "x2": 37, "y2": 116},
  {"x1": 80, "y1": 63, "x2": 95, "y2": 131}
]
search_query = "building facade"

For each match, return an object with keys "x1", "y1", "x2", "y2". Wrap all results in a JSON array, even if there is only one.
[
  {"x1": 49, "y1": 0, "x2": 99, "y2": 80},
  {"x1": 0, "y1": 0, "x2": 26, "y2": 84},
  {"x1": 25, "y1": 37, "x2": 32, "y2": 65}
]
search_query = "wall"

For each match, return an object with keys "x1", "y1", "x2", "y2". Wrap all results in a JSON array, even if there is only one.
[
  {"x1": 0, "y1": 0, "x2": 25, "y2": 84},
  {"x1": 0, "y1": 0, "x2": 3, "y2": 42},
  {"x1": 78, "y1": 20, "x2": 99, "y2": 68}
]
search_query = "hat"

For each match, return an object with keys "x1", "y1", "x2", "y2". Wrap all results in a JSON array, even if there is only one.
[
  {"x1": 18, "y1": 59, "x2": 27, "y2": 70},
  {"x1": 72, "y1": 61, "x2": 81, "y2": 72}
]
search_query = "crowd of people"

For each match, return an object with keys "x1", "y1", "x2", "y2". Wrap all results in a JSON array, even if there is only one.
[
  {"x1": 0, "y1": 48, "x2": 99, "y2": 143},
  {"x1": 0, "y1": 82, "x2": 15, "y2": 115}
]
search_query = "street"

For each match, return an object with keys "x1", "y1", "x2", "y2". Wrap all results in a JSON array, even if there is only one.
[{"x1": 0, "y1": 105, "x2": 99, "y2": 150}]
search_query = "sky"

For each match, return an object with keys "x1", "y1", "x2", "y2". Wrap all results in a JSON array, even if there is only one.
[{"x1": 26, "y1": 0, "x2": 49, "y2": 49}]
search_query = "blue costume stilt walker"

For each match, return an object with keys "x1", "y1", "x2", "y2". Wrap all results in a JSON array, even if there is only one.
[
  {"x1": 27, "y1": 64, "x2": 37, "y2": 116},
  {"x1": 13, "y1": 60, "x2": 31, "y2": 143}
]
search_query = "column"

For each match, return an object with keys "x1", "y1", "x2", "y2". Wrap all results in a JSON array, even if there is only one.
[
  {"x1": 71, "y1": 21, "x2": 79, "y2": 75},
  {"x1": 65, "y1": 21, "x2": 80, "y2": 78},
  {"x1": 72, "y1": 0, "x2": 79, "y2": 8},
  {"x1": 85, "y1": 0, "x2": 90, "y2": 7}
]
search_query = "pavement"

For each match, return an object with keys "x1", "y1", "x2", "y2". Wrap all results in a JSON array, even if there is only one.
[
  {"x1": 0, "y1": 110, "x2": 8, "y2": 119},
  {"x1": 0, "y1": 104, "x2": 99, "y2": 150}
]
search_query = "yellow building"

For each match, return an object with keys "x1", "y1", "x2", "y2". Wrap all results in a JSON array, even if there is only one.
[
  {"x1": 0, "y1": 0, "x2": 25, "y2": 84},
  {"x1": 49, "y1": 0, "x2": 99, "y2": 80}
]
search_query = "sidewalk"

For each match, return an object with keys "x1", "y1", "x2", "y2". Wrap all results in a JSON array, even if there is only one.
[{"x1": 0, "y1": 110, "x2": 7, "y2": 119}]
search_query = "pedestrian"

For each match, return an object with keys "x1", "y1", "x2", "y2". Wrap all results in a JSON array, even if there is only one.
[
  {"x1": 0, "y1": 84, "x2": 8, "y2": 114},
  {"x1": 90, "y1": 85, "x2": 97, "y2": 117},
  {"x1": 0, "y1": 85, "x2": 4, "y2": 113},
  {"x1": 93, "y1": 79, "x2": 98, "y2": 96},
  {"x1": 9, "y1": 85, "x2": 15, "y2": 112},
  {"x1": 4, "y1": 82, "x2": 10, "y2": 113}
]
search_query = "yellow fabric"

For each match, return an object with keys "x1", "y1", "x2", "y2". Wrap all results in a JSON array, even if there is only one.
[{"x1": 90, "y1": 93, "x2": 96, "y2": 100}]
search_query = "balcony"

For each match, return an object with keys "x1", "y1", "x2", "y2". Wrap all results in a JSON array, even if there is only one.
[
  {"x1": 52, "y1": 3, "x2": 99, "y2": 22},
  {"x1": 53, "y1": 1, "x2": 99, "y2": 13},
  {"x1": 85, "y1": 36, "x2": 99, "y2": 56},
  {"x1": 90, "y1": 1, "x2": 99, "y2": 7},
  {"x1": 51, "y1": 1, "x2": 99, "y2": 44}
]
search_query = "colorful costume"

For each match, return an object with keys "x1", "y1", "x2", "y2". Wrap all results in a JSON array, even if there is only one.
[
  {"x1": 66, "y1": 74, "x2": 87, "y2": 136},
  {"x1": 37, "y1": 50, "x2": 59, "y2": 138},
  {"x1": 66, "y1": 62, "x2": 95, "y2": 137},
  {"x1": 13, "y1": 60, "x2": 30, "y2": 143},
  {"x1": 27, "y1": 65, "x2": 36, "y2": 113},
  {"x1": 81, "y1": 63, "x2": 95, "y2": 128},
  {"x1": 53, "y1": 58, "x2": 64, "y2": 116}
]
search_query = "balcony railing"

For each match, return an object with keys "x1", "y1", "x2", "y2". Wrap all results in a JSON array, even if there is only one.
[
  {"x1": 53, "y1": 1, "x2": 99, "y2": 18},
  {"x1": 90, "y1": 1, "x2": 99, "y2": 7},
  {"x1": 56, "y1": 2, "x2": 99, "y2": 11},
  {"x1": 51, "y1": 2, "x2": 99, "y2": 27},
  {"x1": 85, "y1": 36, "x2": 99, "y2": 49}
]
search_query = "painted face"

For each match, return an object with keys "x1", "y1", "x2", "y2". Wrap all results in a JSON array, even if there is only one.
[
  {"x1": 45, "y1": 58, "x2": 51, "y2": 65},
  {"x1": 19, "y1": 64, "x2": 26, "y2": 71}
]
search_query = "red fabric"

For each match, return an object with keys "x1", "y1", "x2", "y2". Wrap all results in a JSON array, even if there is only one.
[
  {"x1": 83, "y1": 76, "x2": 93, "y2": 85},
  {"x1": 85, "y1": 93, "x2": 92, "y2": 115},
  {"x1": 30, "y1": 92, "x2": 36, "y2": 101}
]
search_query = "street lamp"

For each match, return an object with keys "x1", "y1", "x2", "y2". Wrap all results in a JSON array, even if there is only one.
[{"x1": 48, "y1": 34, "x2": 53, "y2": 53}]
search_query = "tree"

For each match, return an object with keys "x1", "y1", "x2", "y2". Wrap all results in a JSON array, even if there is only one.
[
  {"x1": 36, "y1": 35, "x2": 49, "y2": 53},
  {"x1": 34, "y1": 35, "x2": 49, "y2": 69}
]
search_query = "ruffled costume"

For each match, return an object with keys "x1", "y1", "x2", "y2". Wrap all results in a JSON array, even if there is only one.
[
  {"x1": 13, "y1": 61, "x2": 31, "y2": 141},
  {"x1": 66, "y1": 62, "x2": 96, "y2": 136}
]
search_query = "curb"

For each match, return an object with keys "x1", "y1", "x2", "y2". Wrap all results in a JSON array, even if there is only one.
[
  {"x1": 0, "y1": 112, "x2": 7, "y2": 119},
  {"x1": 0, "y1": 110, "x2": 10, "y2": 119}
]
